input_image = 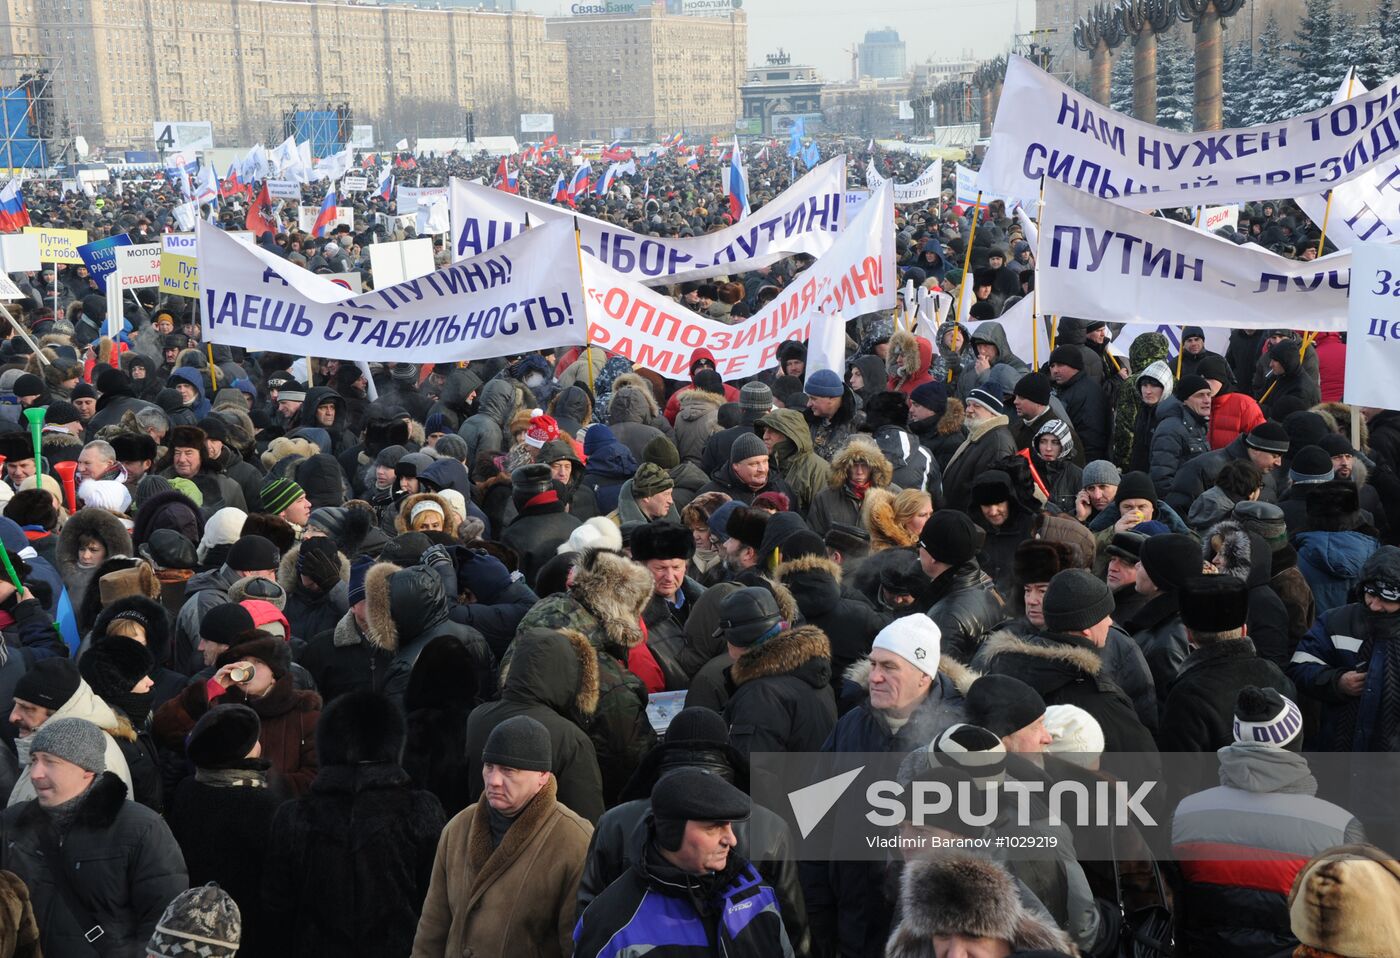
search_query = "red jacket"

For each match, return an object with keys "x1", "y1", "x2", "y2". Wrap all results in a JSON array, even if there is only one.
[
  {"x1": 663, "y1": 347, "x2": 740, "y2": 423},
  {"x1": 1312, "y1": 332, "x2": 1346, "y2": 403},
  {"x1": 1208, "y1": 391, "x2": 1266, "y2": 450}
]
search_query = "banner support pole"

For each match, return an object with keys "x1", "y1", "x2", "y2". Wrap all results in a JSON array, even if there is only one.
[
  {"x1": 573, "y1": 217, "x2": 596, "y2": 389},
  {"x1": 1032, "y1": 177, "x2": 1045, "y2": 370},
  {"x1": 956, "y1": 191, "x2": 982, "y2": 324},
  {"x1": 0, "y1": 301, "x2": 47, "y2": 365}
]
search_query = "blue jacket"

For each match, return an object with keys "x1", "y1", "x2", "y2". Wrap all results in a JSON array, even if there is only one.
[
  {"x1": 1293, "y1": 530, "x2": 1378, "y2": 615},
  {"x1": 167, "y1": 366, "x2": 211, "y2": 420},
  {"x1": 580, "y1": 424, "x2": 638, "y2": 516},
  {"x1": 574, "y1": 842, "x2": 792, "y2": 958},
  {"x1": 1289, "y1": 599, "x2": 1400, "y2": 750}
]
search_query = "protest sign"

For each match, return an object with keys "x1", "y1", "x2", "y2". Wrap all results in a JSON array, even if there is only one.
[
  {"x1": 579, "y1": 183, "x2": 894, "y2": 379},
  {"x1": 0, "y1": 234, "x2": 40, "y2": 273},
  {"x1": 197, "y1": 218, "x2": 585, "y2": 363},
  {"x1": 451, "y1": 156, "x2": 848, "y2": 284},
  {"x1": 297, "y1": 206, "x2": 354, "y2": 233},
  {"x1": 844, "y1": 189, "x2": 871, "y2": 226},
  {"x1": 325, "y1": 272, "x2": 363, "y2": 293},
  {"x1": 395, "y1": 185, "x2": 448, "y2": 214},
  {"x1": 1345, "y1": 242, "x2": 1400, "y2": 408},
  {"x1": 1198, "y1": 205, "x2": 1239, "y2": 233},
  {"x1": 161, "y1": 252, "x2": 199, "y2": 298},
  {"x1": 1295, "y1": 73, "x2": 1400, "y2": 248},
  {"x1": 368, "y1": 239, "x2": 435, "y2": 287},
  {"x1": 981, "y1": 55, "x2": 1400, "y2": 209},
  {"x1": 153, "y1": 121, "x2": 213, "y2": 152},
  {"x1": 866, "y1": 159, "x2": 942, "y2": 204},
  {"x1": 341, "y1": 175, "x2": 369, "y2": 193},
  {"x1": 77, "y1": 233, "x2": 133, "y2": 283},
  {"x1": 1037, "y1": 179, "x2": 1350, "y2": 332},
  {"x1": 24, "y1": 227, "x2": 88, "y2": 264},
  {"x1": 0, "y1": 273, "x2": 22, "y2": 300},
  {"x1": 267, "y1": 180, "x2": 302, "y2": 201},
  {"x1": 957, "y1": 163, "x2": 1035, "y2": 213},
  {"x1": 116, "y1": 245, "x2": 161, "y2": 290}
]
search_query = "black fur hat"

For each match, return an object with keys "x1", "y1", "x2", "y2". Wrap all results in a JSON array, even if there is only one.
[
  {"x1": 863, "y1": 390, "x2": 910, "y2": 430},
  {"x1": 187, "y1": 704, "x2": 261, "y2": 769},
  {"x1": 4, "y1": 489, "x2": 58, "y2": 530},
  {"x1": 1305, "y1": 480, "x2": 1363, "y2": 532},
  {"x1": 217, "y1": 634, "x2": 291, "y2": 680},
  {"x1": 168, "y1": 425, "x2": 207, "y2": 453},
  {"x1": 629, "y1": 521, "x2": 694, "y2": 563},
  {"x1": 1013, "y1": 540, "x2": 1075, "y2": 587},
  {"x1": 240, "y1": 513, "x2": 297, "y2": 556},
  {"x1": 315, "y1": 690, "x2": 407, "y2": 767},
  {"x1": 724, "y1": 506, "x2": 768, "y2": 552},
  {"x1": 110, "y1": 432, "x2": 158, "y2": 463},
  {"x1": 77, "y1": 636, "x2": 154, "y2": 702}
]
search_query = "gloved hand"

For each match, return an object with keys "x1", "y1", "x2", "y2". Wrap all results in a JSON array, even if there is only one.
[
  {"x1": 421, "y1": 543, "x2": 453, "y2": 569},
  {"x1": 297, "y1": 540, "x2": 343, "y2": 593}
]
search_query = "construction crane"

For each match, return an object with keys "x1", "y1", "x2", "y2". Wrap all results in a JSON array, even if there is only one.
[{"x1": 847, "y1": 44, "x2": 859, "y2": 82}]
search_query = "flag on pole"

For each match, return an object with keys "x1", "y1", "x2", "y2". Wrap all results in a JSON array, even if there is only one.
[
  {"x1": 723, "y1": 137, "x2": 749, "y2": 221},
  {"x1": 245, "y1": 181, "x2": 276, "y2": 236},
  {"x1": 194, "y1": 165, "x2": 219, "y2": 205},
  {"x1": 552, "y1": 172, "x2": 574, "y2": 206},
  {"x1": 0, "y1": 180, "x2": 28, "y2": 232},
  {"x1": 787, "y1": 117, "x2": 805, "y2": 158},
  {"x1": 684, "y1": 153, "x2": 699, "y2": 171},
  {"x1": 594, "y1": 163, "x2": 618, "y2": 196},
  {"x1": 569, "y1": 162, "x2": 592, "y2": 199},
  {"x1": 376, "y1": 166, "x2": 394, "y2": 202},
  {"x1": 802, "y1": 140, "x2": 820, "y2": 170},
  {"x1": 312, "y1": 190, "x2": 338, "y2": 237}
]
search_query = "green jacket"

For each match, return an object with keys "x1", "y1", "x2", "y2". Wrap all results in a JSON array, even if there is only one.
[{"x1": 757, "y1": 408, "x2": 831, "y2": 513}]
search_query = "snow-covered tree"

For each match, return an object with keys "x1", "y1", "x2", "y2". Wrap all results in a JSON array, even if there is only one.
[
  {"x1": 1285, "y1": 0, "x2": 1347, "y2": 111},
  {"x1": 1154, "y1": 29, "x2": 1194, "y2": 130},
  {"x1": 1355, "y1": 0, "x2": 1400, "y2": 87},
  {"x1": 1111, "y1": 43, "x2": 1134, "y2": 115},
  {"x1": 1222, "y1": 36, "x2": 1254, "y2": 128},
  {"x1": 1247, "y1": 13, "x2": 1294, "y2": 124}
]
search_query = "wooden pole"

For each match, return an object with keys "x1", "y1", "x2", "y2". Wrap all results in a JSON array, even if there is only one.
[
  {"x1": 956, "y1": 192, "x2": 982, "y2": 323},
  {"x1": 573, "y1": 218, "x2": 596, "y2": 389}
]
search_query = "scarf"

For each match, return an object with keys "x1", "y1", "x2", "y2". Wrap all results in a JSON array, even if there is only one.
[
  {"x1": 846, "y1": 478, "x2": 871, "y2": 502},
  {"x1": 194, "y1": 765, "x2": 269, "y2": 789}
]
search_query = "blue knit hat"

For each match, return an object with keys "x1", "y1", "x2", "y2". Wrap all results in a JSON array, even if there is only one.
[
  {"x1": 804, "y1": 369, "x2": 844, "y2": 398},
  {"x1": 347, "y1": 554, "x2": 374, "y2": 607}
]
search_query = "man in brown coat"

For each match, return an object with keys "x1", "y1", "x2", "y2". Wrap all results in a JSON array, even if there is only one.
[{"x1": 412, "y1": 715, "x2": 593, "y2": 958}]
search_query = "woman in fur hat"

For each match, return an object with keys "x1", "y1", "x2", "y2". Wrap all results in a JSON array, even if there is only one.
[{"x1": 54, "y1": 504, "x2": 133, "y2": 619}]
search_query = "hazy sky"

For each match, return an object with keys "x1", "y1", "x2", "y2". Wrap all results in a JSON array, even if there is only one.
[{"x1": 515, "y1": 0, "x2": 1035, "y2": 82}]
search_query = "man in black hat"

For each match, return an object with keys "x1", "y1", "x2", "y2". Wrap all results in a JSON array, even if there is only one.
[
  {"x1": 1318, "y1": 431, "x2": 1389, "y2": 538},
  {"x1": 576, "y1": 708, "x2": 809, "y2": 954},
  {"x1": 1048, "y1": 344, "x2": 1108, "y2": 462},
  {"x1": 1125, "y1": 533, "x2": 1198, "y2": 695},
  {"x1": 573, "y1": 767, "x2": 793, "y2": 957},
  {"x1": 914, "y1": 510, "x2": 1004, "y2": 663},
  {"x1": 630, "y1": 522, "x2": 701, "y2": 690},
  {"x1": 500, "y1": 464, "x2": 580, "y2": 589},
  {"x1": 1149, "y1": 374, "x2": 1213, "y2": 499},
  {"x1": 1011, "y1": 372, "x2": 1084, "y2": 466},
  {"x1": 1158, "y1": 575, "x2": 1294, "y2": 754},
  {"x1": 718, "y1": 587, "x2": 836, "y2": 760},
  {"x1": 1167, "y1": 420, "x2": 1288, "y2": 514},
  {"x1": 173, "y1": 535, "x2": 281, "y2": 673},
  {"x1": 0, "y1": 431, "x2": 36, "y2": 489}
]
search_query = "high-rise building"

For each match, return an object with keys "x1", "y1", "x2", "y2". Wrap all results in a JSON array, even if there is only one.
[
  {"x1": 546, "y1": 3, "x2": 745, "y2": 140},
  {"x1": 858, "y1": 29, "x2": 906, "y2": 80},
  {"x1": 0, "y1": 0, "x2": 566, "y2": 149}
]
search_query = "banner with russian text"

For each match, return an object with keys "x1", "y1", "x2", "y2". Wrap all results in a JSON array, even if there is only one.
[
  {"x1": 1036, "y1": 179, "x2": 1350, "y2": 332},
  {"x1": 1295, "y1": 72, "x2": 1400, "y2": 248},
  {"x1": 866, "y1": 159, "x2": 942, "y2": 204},
  {"x1": 980, "y1": 55, "x2": 1400, "y2": 209},
  {"x1": 450, "y1": 157, "x2": 847, "y2": 285},
  {"x1": 197, "y1": 219, "x2": 585, "y2": 362},
  {"x1": 1345, "y1": 242, "x2": 1400, "y2": 409},
  {"x1": 579, "y1": 183, "x2": 894, "y2": 380}
]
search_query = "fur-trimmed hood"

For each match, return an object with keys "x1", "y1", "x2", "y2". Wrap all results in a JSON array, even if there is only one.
[
  {"x1": 498, "y1": 626, "x2": 600, "y2": 718},
  {"x1": 888, "y1": 330, "x2": 934, "y2": 384},
  {"x1": 394, "y1": 491, "x2": 460, "y2": 534},
  {"x1": 676, "y1": 386, "x2": 726, "y2": 418},
  {"x1": 259, "y1": 436, "x2": 321, "y2": 472},
  {"x1": 608, "y1": 373, "x2": 661, "y2": 423},
  {"x1": 828, "y1": 435, "x2": 893, "y2": 488},
  {"x1": 55, "y1": 506, "x2": 134, "y2": 581},
  {"x1": 90, "y1": 593, "x2": 174, "y2": 668},
  {"x1": 886, "y1": 856, "x2": 1075, "y2": 956},
  {"x1": 362, "y1": 561, "x2": 403, "y2": 652},
  {"x1": 861, "y1": 488, "x2": 919, "y2": 551},
  {"x1": 569, "y1": 548, "x2": 655, "y2": 650},
  {"x1": 731, "y1": 623, "x2": 831, "y2": 686},
  {"x1": 979, "y1": 628, "x2": 1104, "y2": 678},
  {"x1": 842, "y1": 652, "x2": 978, "y2": 696},
  {"x1": 774, "y1": 553, "x2": 843, "y2": 617}
]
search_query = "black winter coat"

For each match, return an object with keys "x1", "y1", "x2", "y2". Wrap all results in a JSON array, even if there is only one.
[
  {"x1": 446, "y1": 577, "x2": 539, "y2": 661},
  {"x1": 1149, "y1": 398, "x2": 1210, "y2": 499},
  {"x1": 1157, "y1": 640, "x2": 1295, "y2": 755},
  {"x1": 0, "y1": 772, "x2": 188, "y2": 958},
  {"x1": 775, "y1": 555, "x2": 890, "y2": 688},
  {"x1": 1122, "y1": 591, "x2": 1190, "y2": 699},
  {"x1": 263, "y1": 764, "x2": 445, "y2": 958},
  {"x1": 300, "y1": 611, "x2": 393, "y2": 705},
  {"x1": 917, "y1": 561, "x2": 1006, "y2": 664},
  {"x1": 724, "y1": 625, "x2": 838, "y2": 761},
  {"x1": 1167, "y1": 434, "x2": 1280, "y2": 515},
  {"x1": 1053, "y1": 370, "x2": 1109, "y2": 462},
  {"x1": 166, "y1": 765, "x2": 283, "y2": 958},
  {"x1": 1366, "y1": 410, "x2": 1400, "y2": 508},
  {"x1": 695, "y1": 461, "x2": 798, "y2": 505},
  {"x1": 501, "y1": 504, "x2": 581, "y2": 589}
]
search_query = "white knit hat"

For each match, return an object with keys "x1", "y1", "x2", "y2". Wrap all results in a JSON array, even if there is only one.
[
  {"x1": 78, "y1": 478, "x2": 131, "y2": 514},
  {"x1": 871, "y1": 614, "x2": 941, "y2": 680},
  {"x1": 197, "y1": 507, "x2": 249, "y2": 564},
  {"x1": 1043, "y1": 705, "x2": 1104, "y2": 767},
  {"x1": 557, "y1": 516, "x2": 624, "y2": 555}
]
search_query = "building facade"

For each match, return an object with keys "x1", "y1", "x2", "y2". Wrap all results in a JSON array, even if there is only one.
[
  {"x1": 739, "y1": 52, "x2": 823, "y2": 137},
  {"x1": 0, "y1": 0, "x2": 567, "y2": 150},
  {"x1": 858, "y1": 29, "x2": 906, "y2": 80},
  {"x1": 546, "y1": 3, "x2": 745, "y2": 140}
]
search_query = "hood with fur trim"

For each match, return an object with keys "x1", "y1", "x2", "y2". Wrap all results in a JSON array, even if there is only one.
[
  {"x1": 611, "y1": 373, "x2": 660, "y2": 416},
  {"x1": 774, "y1": 553, "x2": 843, "y2": 617},
  {"x1": 90, "y1": 593, "x2": 174, "y2": 669},
  {"x1": 498, "y1": 626, "x2": 600, "y2": 718},
  {"x1": 979, "y1": 629, "x2": 1104, "y2": 684},
  {"x1": 731, "y1": 623, "x2": 831, "y2": 686},
  {"x1": 568, "y1": 548, "x2": 655, "y2": 650},
  {"x1": 276, "y1": 541, "x2": 352, "y2": 594},
  {"x1": 888, "y1": 330, "x2": 934, "y2": 384},
  {"x1": 260, "y1": 436, "x2": 320, "y2": 472},
  {"x1": 886, "y1": 856, "x2": 1075, "y2": 956},
  {"x1": 362, "y1": 562, "x2": 455, "y2": 650},
  {"x1": 394, "y1": 491, "x2": 460, "y2": 535},
  {"x1": 843, "y1": 653, "x2": 977, "y2": 696},
  {"x1": 861, "y1": 488, "x2": 919, "y2": 551},
  {"x1": 55, "y1": 506, "x2": 134, "y2": 582},
  {"x1": 828, "y1": 435, "x2": 893, "y2": 489}
]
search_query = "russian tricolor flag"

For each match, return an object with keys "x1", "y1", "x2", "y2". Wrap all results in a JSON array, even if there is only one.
[
  {"x1": 684, "y1": 153, "x2": 699, "y2": 171},
  {"x1": 312, "y1": 190, "x2": 338, "y2": 237},
  {"x1": 569, "y1": 163, "x2": 592, "y2": 199},
  {"x1": 0, "y1": 181, "x2": 28, "y2": 232},
  {"x1": 723, "y1": 138, "x2": 749, "y2": 221},
  {"x1": 552, "y1": 172, "x2": 574, "y2": 207},
  {"x1": 377, "y1": 166, "x2": 394, "y2": 202}
]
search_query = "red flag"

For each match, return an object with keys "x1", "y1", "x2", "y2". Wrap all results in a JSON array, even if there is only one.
[{"x1": 245, "y1": 182, "x2": 276, "y2": 236}]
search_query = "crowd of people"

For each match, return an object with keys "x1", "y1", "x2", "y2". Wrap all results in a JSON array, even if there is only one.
[{"x1": 0, "y1": 142, "x2": 1389, "y2": 957}]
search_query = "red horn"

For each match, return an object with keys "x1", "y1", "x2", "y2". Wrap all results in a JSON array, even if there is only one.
[{"x1": 51, "y1": 461, "x2": 78, "y2": 514}]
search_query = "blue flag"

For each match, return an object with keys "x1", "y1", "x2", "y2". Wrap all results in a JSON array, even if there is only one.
[
  {"x1": 802, "y1": 141, "x2": 820, "y2": 170},
  {"x1": 787, "y1": 117, "x2": 805, "y2": 158}
]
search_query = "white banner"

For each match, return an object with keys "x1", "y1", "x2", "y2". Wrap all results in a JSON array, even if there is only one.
[
  {"x1": 341, "y1": 175, "x2": 369, "y2": 193},
  {"x1": 969, "y1": 296, "x2": 1051, "y2": 367},
  {"x1": 350, "y1": 125, "x2": 375, "y2": 149},
  {"x1": 154, "y1": 121, "x2": 214, "y2": 153},
  {"x1": 1296, "y1": 73, "x2": 1400, "y2": 248},
  {"x1": 1345, "y1": 243, "x2": 1400, "y2": 408},
  {"x1": 450, "y1": 156, "x2": 848, "y2": 284},
  {"x1": 520, "y1": 113, "x2": 555, "y2": 133},
  {"x1": 1198, "y1": 205, "x2": 1239, "y2": 233},
  {"x1": 197, "y1": 218, "x2": 585, "y2": 363},
  {"x1": 580, "y1": 183, "x2": 894, "y2": 379},
  {"x1": 267, "y1": 180, "x2": 301, "y2": 201},
  {"x1": 957, "y1": 163, "x2": 1034, "y2": 212},
  {"x1": 1038, "y1": 179, "x2": 1350, "y2": 332},
  {"x1": 115, "y1": 246, "x2": 161, "y2": 290},
  {"x1": 396, "y1": 185, "x2": 448, "y2": 214},
  {"x1": 866, "y1": 159, "x2": 942, "y2": 204},
  {"x1": 982, "y1": 55, "x2": 1400, "y2": 209}
]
